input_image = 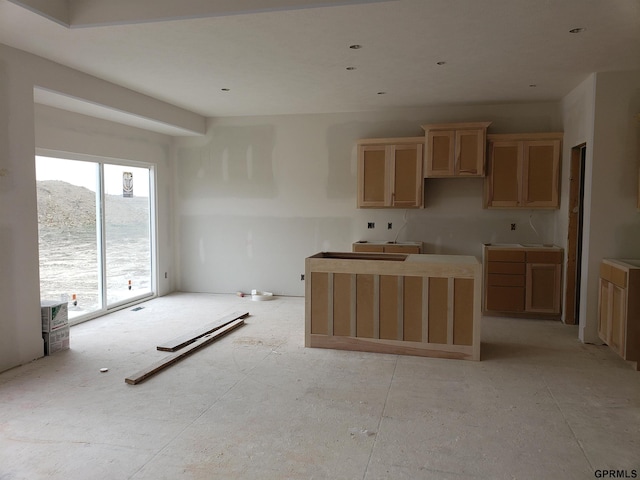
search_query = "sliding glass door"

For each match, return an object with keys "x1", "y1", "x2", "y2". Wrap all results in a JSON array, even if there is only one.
[
  {"x1": 36, "y1": 156, "x2": 154, "y2": 322},
  {"x1": 104, "y1": 164, "x2": 152, "y2": 306}
]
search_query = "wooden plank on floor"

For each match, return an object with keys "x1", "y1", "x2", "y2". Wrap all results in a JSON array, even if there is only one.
[
  {"x1": 156, "y1": 311, "x2": 249, "y2": 352},
  {"x1": 126, "y1": 318, "x2": 245, "y2": 385}
]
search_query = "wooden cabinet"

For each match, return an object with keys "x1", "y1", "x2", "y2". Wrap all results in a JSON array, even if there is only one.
[
  {"x1": 598, "y1": 259, "x2": 640, "y2": 369},
  {"x1": 525, "y1": 250, "x2": 563, "y2": 314},
  {"x1": 353, "y1": 242, "x2": 422, "y2": 254},
  {"x1": 306, "y1": 252, "x2": 481, "y2": 361},
  {"x1": 485, "y1": 248, "x2": 526, "y2": 313},
  {"x1": 484, "y1": 133, "x2": 562, "y2": 209},
  {"x1": 357, "y1": 137, "x2": 423, "y2": 208},
  {"x1": 484, "y1": 245, "x2": 563, "y2": 315},
  {"x1": 422, "y1": 122, "x2": 491, "y2": 177}
]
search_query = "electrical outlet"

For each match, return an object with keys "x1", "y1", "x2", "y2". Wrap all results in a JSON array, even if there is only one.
[
  {"x1": 511, "y1": 223, "x2": 516, "y2": 231},
  {"x1": 300, "y1": 274, "x2": 305, "y2": 281},
  {"x1": 368, "y1": 222, "x2": 375, "y2": 229},
  {"x1": 164, "y1": 272, "x2": 168, "y2": 279},
  {"x1": 388, "y1": 222, "x2": 392, "y2": 230}
]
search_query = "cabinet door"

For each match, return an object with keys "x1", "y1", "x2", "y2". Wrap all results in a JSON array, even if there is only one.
[
  {"x1": 456, "y1": 128, "x2": 485, "y2": 176},
  {"x1": 525, "y1": 263, "x2": 561, "y2": 313},
  {"x1": 391, "y1": 144, "x2": 423, "y2": 207},
  {"x1": 485, "y1": 141, "x2": 521, "y2": 207},
  {"x1": 358, "y1": 145, "x2": 387, "y2": 207},
  {"x1": 598, "y1": 279, "x2": 611, "y2": 343},
  {"x1": 426, "y1": 130, "x2": 454, "y2": 177},
  {"x1": 610, "y1": 284, "x2": 627, "y2": 357},
  {"x1": 522, "y1": 140, "x2": 561, "y2": 208}
]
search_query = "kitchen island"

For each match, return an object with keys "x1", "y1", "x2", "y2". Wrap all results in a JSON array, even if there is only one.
[{"x1": 305, "y1": 252, "x2": 481, "y2": 361}]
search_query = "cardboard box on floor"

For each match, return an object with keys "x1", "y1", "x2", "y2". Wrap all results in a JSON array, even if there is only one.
[
  {"x1": 41, "y1": 300, "x2": 68, "y2": 332},
  {"x1": 43, "y1": 326, "x2": 70, "y2": 355}
]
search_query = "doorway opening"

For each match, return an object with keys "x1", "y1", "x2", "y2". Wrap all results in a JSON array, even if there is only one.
[
  {"x1": 564, "y1": 144, "x2": 586, "y2": 325},
  {"x1": 36, "y1": 155, "x2": 155, "y2": 323}
]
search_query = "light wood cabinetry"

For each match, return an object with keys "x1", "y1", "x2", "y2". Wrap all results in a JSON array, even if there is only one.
[
  {"x1": 598, "y1": 259, "x2": 640, "y2": 369},
  {"x1": 357, "y1": 137, "x2": 423, "y2": 208},
  {"x1": 353, "y1": 241, "x2": 422, "y2": 254},
  {"x1": 484, "y1": 133, "x2": 562, "y2": 209},
  {"x1": 306, "y1": 252, "x2": 481, "y2": 361},
  {"x1": 422, "y1": 122, "x2": 491, "y2": 177},
  {"x1": 483, "y1": 245, "x2": 563, "y2": 315},
  {"x1": 525, "y1": 250, "x2": 563, "y2": 314}
]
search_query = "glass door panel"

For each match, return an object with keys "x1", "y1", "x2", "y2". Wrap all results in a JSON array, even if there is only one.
[
  {"x1": 103, "y1": 164, "x2": 152, "y2": 306},
  {"x1": 36, "y1": 157, "x2": 102, "y2": 320}
]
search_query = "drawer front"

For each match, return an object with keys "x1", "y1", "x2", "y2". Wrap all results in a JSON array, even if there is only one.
[
  {"x1": 486, "y1": 249, "x2": 526, "y2": 262},
  {"x1": 601, "y1": 262, "x2": 627, "y2": 288},
  {"x1": 384, "y1": 245, "x2": 421, "y2": 254},
  {"x1": 353, "y1": 244, "x2": 384, "y2": 253},
  {"x1": 488, "y1": 274, "x2": 526, "y2": 287},
  {"x1": 487, "y1": 262, "x2": 526, "y2": 275},
  {"x1": 486, "y1": 286, "x2": 525, "y2": 312},
  {"x1": 526, "y1": 251, "x2": 562, "y2": 264}
]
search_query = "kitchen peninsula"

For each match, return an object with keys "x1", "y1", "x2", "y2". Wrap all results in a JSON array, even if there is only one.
[{"x1": 305, "y1": 252, "x2": 481, "y2": 361}]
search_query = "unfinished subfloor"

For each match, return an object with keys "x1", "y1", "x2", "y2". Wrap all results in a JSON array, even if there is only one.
[{"x1": 1, "y1": 293, "x2": 639, "y2": 479}]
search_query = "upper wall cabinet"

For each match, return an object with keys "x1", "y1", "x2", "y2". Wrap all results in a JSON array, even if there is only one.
[
  {"x1": 421, "y1": 122, "x2": 492, "y2": 178},
  {"x1": 484, "y1": 132, "x2": 563, "y2": 209},
  {"x1": 357, "y1": 137, "x2": 424, "y2": 208}
]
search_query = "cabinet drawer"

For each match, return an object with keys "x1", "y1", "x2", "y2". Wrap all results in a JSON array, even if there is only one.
[
  {"x1": 487, "y1": 262, "x2": 526, "y2": 275},
  {"x1": 600, "y1": 263, "x2": 627, "y2": 288},
  {"x1": 487, "y1": 249, "x2": 526, "y2": 262},
  {"x1": 526, "y1": 251, "x2": 562, "y2": 264},
  {"x1": 487, "y1": 274, "x2": 525, "y2": 287},
  {"x1": 486, "y1": 286, "x2": 525, "y2": 312}
]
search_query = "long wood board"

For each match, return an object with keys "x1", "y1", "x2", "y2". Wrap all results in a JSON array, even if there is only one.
[
  {"x1": 156, "y1": 311, "x2": 249, "y2": 352},
  {"x1": 125, "y1": 318, "x2": 245, "y2": 385}
]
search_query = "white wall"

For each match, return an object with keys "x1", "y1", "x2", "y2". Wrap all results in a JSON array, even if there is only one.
[
  {"x1": 0, "y1": 44, "x2": 189, "y2": 373},
  {"x1": 579, "y1": 71, "x2": 640, "y2": 343},
  {"x1": 174, "y1": 103, "x2": 563, "y2": 296},
  {"x1": 557, "y1": 75, "x2": 596, "y2": 328}
]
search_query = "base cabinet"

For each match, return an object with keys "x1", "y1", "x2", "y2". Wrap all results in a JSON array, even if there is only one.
[
  {"x1": 598, "y1": 259, "x2": 640, "y2": 369},
  {"x1": 484, "y1": 245, "x2": 563, "y2": 316}
]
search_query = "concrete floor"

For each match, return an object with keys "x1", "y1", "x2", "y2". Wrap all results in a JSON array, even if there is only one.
[{"x1": 1, "y1": 293, "x2": 639, "y2": 479}]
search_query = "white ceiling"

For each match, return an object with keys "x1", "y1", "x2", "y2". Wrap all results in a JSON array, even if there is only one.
[{"x1": 1, "y1": 0, "x2": 639, "y2": 130}]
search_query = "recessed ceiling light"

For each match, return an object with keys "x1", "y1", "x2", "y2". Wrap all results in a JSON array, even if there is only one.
[
  {"x1": 569, "y1": 27, "x2": 585, "y2": 33},
  {"x1": 436, "y1": 61, "x2": 446, "y2": 65},
  {"x1": 349, "y1": 44, "x2": 362, "y2": 49},
  {"x1": 221, "y1": 88, "x2": 230, "y2": 91},
  {"x1": 346, "y1": 66, "x2": 356, "y2": 71}
]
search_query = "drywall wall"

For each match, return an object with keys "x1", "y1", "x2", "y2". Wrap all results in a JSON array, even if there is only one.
[
  {"x1": 175, "y1": 103, "x2": 562, "y2": 296},
  {"x1": 558, "y1": 74, "x2": 596, "y2": 328},
  {"x1": 0, "y1": 44, "x2": 186, "y2": 373},
  {"x1": 580, "y1": 70, "x2": 640, "y2": 344}
]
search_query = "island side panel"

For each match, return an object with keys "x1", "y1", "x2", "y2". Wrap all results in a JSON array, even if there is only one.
[
  {"x1": 356, "y1": 274, "x2": 375, "y2": 338},
  {"x1": 403, "y1": 276, "x2": 423, "y2": 342},
  {"x1": 428, "y1": 277, "x2": 449, "y2": 344},
  {"x1": 333, "y1": 273, "x2": 353, "y2": 336},
  {"x1": 453, "y1": 278, "x2": 474, "y2": 346},
  {"x1": 379, "y1": 275, "x2": 399, "y2": 340},
  {"x1": 311, "y1": 272, "x2": 329, "y2": 335}
]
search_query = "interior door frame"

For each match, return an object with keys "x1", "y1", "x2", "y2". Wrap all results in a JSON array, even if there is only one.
[{"x1": 564, "y1": 143, "x2": 586, "y2": 325}]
